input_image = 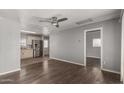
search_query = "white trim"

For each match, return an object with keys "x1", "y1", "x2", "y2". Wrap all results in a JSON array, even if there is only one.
[
  {"x1": 50, "y1": 57, "x2": 84, "y2": 66},
  {"x1": 102, "y1": 68, "x2": 120, "y2": 74},
  {"x1": 0, "y1": 68, "x2": 21, "y2": 76},
  {"x1": 121, "y1": 12, "x2": 124, "y2": 83},
  {"x1": 50, "y1": 57, "x2": 120, "y2": 75},
  {"x1": 86, "y1": 56, "x2": 101, "y2": 59},
  {"x1": 84, "y1": 27, "x2": 103, "y2": 69}
]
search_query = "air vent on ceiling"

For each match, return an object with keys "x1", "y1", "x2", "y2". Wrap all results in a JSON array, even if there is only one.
[{"x1": 76, "y1": 18, "x2": 93, "y2": 25}]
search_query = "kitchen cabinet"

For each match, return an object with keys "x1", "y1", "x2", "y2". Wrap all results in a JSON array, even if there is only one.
[
  {"x1": 27, "y1": 35, "x2": 42, "y2": 45},
  {"x1": 21, "y1": 48, "x2": 33, "y2": 59}
]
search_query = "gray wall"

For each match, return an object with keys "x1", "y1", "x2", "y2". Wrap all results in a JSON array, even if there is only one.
[
  {"x1": 86, "y1": 30, "x2": 101, "y2": 58},
  {"x1": 50, "y1": 18, "x2": 121, "y2": 73},
  {"x1": 0, "y1": 17, "x2": 20, "y2": 74}
]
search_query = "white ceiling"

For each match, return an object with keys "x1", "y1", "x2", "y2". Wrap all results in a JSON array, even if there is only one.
[{"x1": 0, "y1": 9, "x2": 121, "y2": 35}]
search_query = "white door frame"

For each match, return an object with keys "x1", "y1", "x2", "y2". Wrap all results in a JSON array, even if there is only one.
[
  {"x1": 84, "y1": 27, "x2": 103, "y2": 69},
  {"x1": 121, "y1": 11, "x2": 124, "y2": 83}
]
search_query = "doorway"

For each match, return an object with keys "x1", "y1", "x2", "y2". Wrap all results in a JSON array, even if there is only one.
[
  {"x1": 84, "y1": 27, "x2": 103, "y2": 69},
  {"x1": 20, "y1": 33, "x2": 45, "y2": 67},
  {"x1": 43, "y1": 36, "x2": 49, "y2": 57}
]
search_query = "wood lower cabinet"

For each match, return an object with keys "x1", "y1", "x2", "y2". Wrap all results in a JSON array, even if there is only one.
[{"x1": 21, "y1": 48, "x2": 33, "y2": 59}]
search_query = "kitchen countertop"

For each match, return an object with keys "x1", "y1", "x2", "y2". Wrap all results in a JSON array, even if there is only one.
[{"x1": 21, "y1": 48, "x2": 33, "y2": 50}]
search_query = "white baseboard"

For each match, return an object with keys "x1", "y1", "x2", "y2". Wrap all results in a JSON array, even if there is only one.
[
  {"x1": 102, "y1": 68, "x2": 120, "y2": 74},
  {"x1": 87, "y1": 56, "x2": 101, "y2": 59},
  {"x1": 50, "y1": 57, "x2": 84, "y2": 66},
  {"x1": 0, "y1": 68, "x2": 21, "y2": 76},
  {"x1": 50, "y1": 57, "x2": 120, "y2": 75}
]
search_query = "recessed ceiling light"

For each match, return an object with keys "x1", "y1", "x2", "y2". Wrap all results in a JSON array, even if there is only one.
[{"x1": 21, "y1": 30, "x2": 36, "y2": 34}]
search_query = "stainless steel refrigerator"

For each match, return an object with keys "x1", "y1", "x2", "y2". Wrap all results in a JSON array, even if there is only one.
[{"x1": 32, "y1": 40, "x2": 43, "y2": 58}]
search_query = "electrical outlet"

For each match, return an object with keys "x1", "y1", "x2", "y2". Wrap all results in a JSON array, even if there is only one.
[{"x1": 78, "y1": 40, "x2": 81, "y2": 42}]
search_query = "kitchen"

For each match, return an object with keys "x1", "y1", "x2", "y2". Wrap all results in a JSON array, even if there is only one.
[{"x1": 20, "y1": 32, "x2": 49, "y2": 66}]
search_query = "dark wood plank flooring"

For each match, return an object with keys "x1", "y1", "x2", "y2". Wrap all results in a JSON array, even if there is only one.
[
  {"x1": 21, "y1": 57, "x2": 49, "y2": 67},
  {"x1": 0, "y1": 57, "x2": 121, "y2": 84},
  {"x1": 86, "y1": 57, "x2": 101, "y2": 68}
]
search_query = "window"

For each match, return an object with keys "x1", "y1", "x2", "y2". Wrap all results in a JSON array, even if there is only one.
[
  {"x1": 93, "y1": 38, "x2": 101, "y2": 47},
  {"x1": 44, "y1": 40, "x2": 48, "y2": 48},
  {"x1": 21, "y1": 39, "x2": 26, "y2": 47}
]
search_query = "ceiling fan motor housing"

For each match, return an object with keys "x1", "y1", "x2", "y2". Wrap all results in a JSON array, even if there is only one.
[
  {"x1": 51, "y1": 17, "x2": 59, "y2": 27},
  {"x1": 52, "y1": 17, "x2": 58, "y2": 22}
]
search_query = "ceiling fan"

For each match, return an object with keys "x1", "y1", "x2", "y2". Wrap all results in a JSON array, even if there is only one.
[{"x1": 36, "y1": 16, "x2": 68, "y2": 28}]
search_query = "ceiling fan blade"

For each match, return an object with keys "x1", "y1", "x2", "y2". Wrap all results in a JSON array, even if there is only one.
[
  {"x1": 58, "y1": 18, "x2": 68, "y2": 22},
  {"x1": 39, "y1": 18, "x2": 51, "y2": 22},
  {"x1": 34, "y1": 16, "x2": 51, "y2": 22}
]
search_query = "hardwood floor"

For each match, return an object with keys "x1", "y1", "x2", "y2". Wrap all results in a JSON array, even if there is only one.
[
  {"x1": 0, "y1": 57, "x2": 121, "y2": 84},
  {"x1": 21, "y1": 57, "x2": 49, "y2": 67},
  {"x1": 86, "y1": 57, "x2": 101, "y2": 68}
]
